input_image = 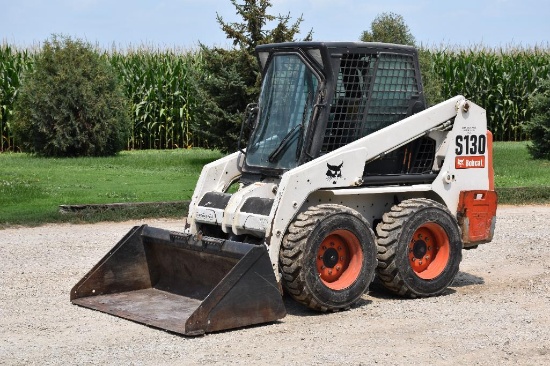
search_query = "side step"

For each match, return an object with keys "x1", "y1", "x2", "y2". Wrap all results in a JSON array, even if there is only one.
[{"x1": 71, "y1": 225, "x2": 286, "y2": 336}]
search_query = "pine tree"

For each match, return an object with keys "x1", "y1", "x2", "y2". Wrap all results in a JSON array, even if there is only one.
[{"x1": 197, "y1": 0, "x2": 311, "y2": 152}]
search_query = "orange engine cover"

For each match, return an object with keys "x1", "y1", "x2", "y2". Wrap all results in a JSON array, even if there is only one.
[{"x1": 457, "y1": 190, "x2": 498, "y2": 247}]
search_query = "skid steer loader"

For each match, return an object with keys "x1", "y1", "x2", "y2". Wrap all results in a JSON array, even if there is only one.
[{"x1": 72, "y1": 42, "x2": 497, "y2": 335}]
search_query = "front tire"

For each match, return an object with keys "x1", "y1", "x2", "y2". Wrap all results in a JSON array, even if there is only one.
[
  {"x1": 376, "y1": 199, "x2": 462, "y2": 298},
  {"x1": 279, "y1": 204, "x2": 377, "y2": 311}
]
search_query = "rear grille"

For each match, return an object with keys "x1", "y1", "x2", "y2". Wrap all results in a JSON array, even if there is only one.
[
  {"x1": 410, "y1": 137, "x2": 436, "y2": 174},
  {"x1": 321, "y1": 53, "x2": 419, "y2": 154}
]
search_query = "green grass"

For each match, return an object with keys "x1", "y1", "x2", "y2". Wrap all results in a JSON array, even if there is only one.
[
  {"x1": 0, "y1": 149, "x2": 222, "y2": 227},
  {"x1": 493, "y1": 141, "x2": 550, "y2": 204},
  {"x1": 493, "y1": 141, "x2": 550, "y2": 187},
  {"x1": 0, "y1": 142, "x2": 548, "y2": 227}
]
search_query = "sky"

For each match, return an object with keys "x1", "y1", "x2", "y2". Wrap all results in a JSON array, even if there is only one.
[{"x1": 2, "y1": 0, "x2": 550, "y2": 50}]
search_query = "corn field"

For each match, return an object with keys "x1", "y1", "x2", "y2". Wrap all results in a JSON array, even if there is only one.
[
  {"x1": 432, "y1": 46, "x2": 550, "y2": 141},
  {"x1": 1, "y1": 44, "x2": 208, "y2": 151},
  {"x1": 0, "y1": 45, "x2": 33, "y2": 152},
  {"x1": 108, "y1": 48, "x2": 206, "y2": 150},
  {"x1": 2, "y1": 42, "x2": 550, "y2": 152}
]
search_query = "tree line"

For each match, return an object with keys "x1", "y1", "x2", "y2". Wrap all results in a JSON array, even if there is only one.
[{"x1": 1, "y1": 1, "x2": 549, "y2": 157}]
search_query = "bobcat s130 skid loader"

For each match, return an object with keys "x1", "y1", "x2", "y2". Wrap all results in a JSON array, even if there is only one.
[{"x1": 71, "y1": 42, "x2": 497, "y2": 336}]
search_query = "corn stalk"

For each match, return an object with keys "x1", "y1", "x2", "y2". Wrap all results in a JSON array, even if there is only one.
[{"x1": 0, "y1": 44, "x2": 34, "y2": 151}]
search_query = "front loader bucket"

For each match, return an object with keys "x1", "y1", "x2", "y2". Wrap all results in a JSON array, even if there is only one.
[{"x1": 71, "y1": 225, "x2": 286, "y2": 336}]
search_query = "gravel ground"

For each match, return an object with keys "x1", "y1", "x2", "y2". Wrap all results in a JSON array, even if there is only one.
[{"x1": 1, "y1": 205, "x2": 549, "y2": 365}]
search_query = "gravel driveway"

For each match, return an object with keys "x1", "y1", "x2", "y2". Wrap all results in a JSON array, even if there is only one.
[{"x1": 1, "y1": 205, "x2": 549, "y2": 365}]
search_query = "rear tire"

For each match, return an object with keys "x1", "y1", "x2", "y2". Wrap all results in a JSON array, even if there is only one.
[
  {"x1": 279, "y1": 204, "x2": 377, "y2": 311},
  {"x1": 376, "y1": 199, "x2": 462, "y2": 298}
]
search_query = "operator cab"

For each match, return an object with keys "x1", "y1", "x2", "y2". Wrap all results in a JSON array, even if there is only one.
[{"x1": 243, "y1": 42, "x2": 430, "y2": 182}]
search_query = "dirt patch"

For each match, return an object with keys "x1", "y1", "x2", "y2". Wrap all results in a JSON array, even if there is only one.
[{"x1": 1, "y1": 207, "x2": 549, "y2": 365}]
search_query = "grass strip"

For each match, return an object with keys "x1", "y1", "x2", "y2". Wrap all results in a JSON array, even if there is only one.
[
  {"x1": 0, "y1": 149, "x2": 222, "y2": 227},
  {"x1": 58, "y1": 201, "x2": 189, "y2": 225},
  {"x1": 496, "y1": 187, "x2": 550, "y2": 205},
  {"x1": 1, "y1": 141, "x2": 549, "y2": 228}
]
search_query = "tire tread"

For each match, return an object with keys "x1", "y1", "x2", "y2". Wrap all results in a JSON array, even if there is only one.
[
  {"x1": 279, "y1": 204, "x2": 375, "y2": 311},
  {"x1": 375, "y1": 199, "x2": 462, "y2": 298}
]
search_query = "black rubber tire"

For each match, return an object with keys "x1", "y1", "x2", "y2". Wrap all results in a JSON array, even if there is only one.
[
  {"x1": 279, "y1": 204, "x2": 377, "y2": 311},
  {"x1": 376, "y1": 198, "x2": 462, "y2": 298}
]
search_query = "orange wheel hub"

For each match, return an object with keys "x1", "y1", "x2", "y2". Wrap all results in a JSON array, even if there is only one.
[
  {"x1": 316, "y1": 229, "x2": 363, "y2": 290},
  {"x1": 408, "y1": 223, "x2": 450, "y2": 279}
]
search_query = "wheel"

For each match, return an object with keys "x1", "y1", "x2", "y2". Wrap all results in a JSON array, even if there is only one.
[
  {"x1": 279, "y1": 204, "x2": 377, "y2": 311},
  {"x1": 376, "y1": 198, "x2": 462, "y2": 298}
]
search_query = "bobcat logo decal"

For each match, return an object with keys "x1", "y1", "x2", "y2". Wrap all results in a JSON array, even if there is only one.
[{"x1": 326, "y1": 162, "x2": 343, "y2": 183}]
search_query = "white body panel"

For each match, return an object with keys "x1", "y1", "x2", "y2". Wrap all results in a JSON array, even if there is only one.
[
  {"x1": 222, "y1": 181, "x2": 276, "y2": 235},
  {"x1": 188, "y1": 96, "x2": 492, "y2": 281},
  {"x1": 187, "y1": 151, "x2": 244, "y2": 234}
]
